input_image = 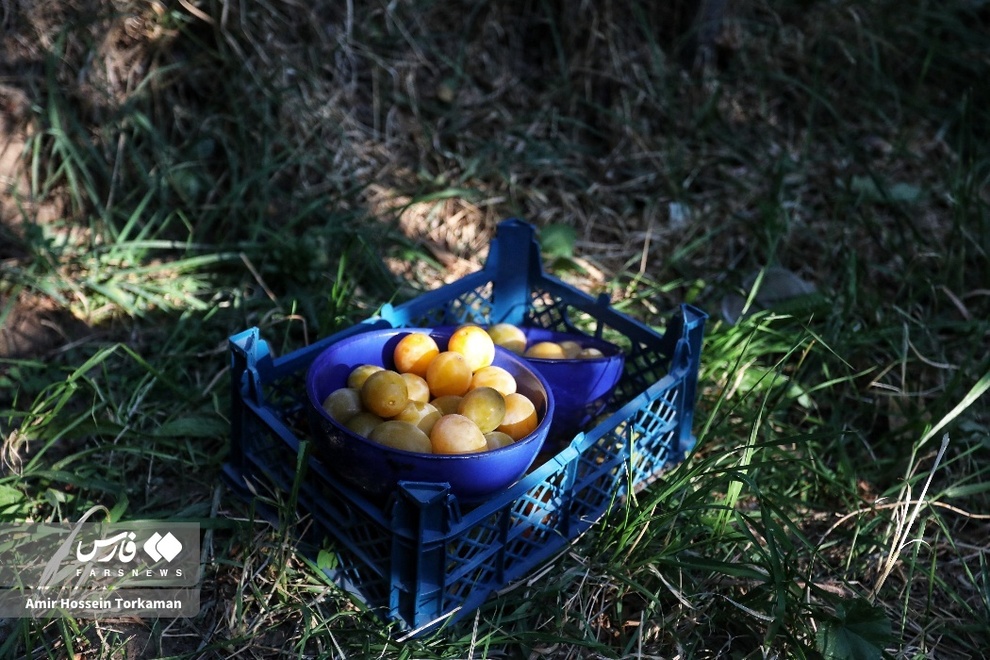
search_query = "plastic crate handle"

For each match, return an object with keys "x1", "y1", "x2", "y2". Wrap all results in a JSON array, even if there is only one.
[
  {"x1": 671, "y1": 304, "x2": 708, "y2": 455},
  {"x1": 229, "y1": 327, "x2": 275, "y2": 405},
  {"x1": 389, "y1": 482, "x2": 460, "y2": 628},
  {"x1": 485, "y1": 218, "x2": 545, "y2": 325},
  {"x1": 228, "y1": 328, "x2": 276, "y2": 469}
]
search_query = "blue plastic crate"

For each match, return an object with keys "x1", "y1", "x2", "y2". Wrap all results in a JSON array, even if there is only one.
[{"x1": 224, "y1": 218, "x2": 707, "y2": 636}]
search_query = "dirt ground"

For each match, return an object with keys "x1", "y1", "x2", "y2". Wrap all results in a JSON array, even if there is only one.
[{"x1": 1, "y1": 80, "x2": 85, "y2": 360}]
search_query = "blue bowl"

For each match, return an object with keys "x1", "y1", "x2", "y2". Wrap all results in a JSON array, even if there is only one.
[
  {"x1": 306, "y1": 328, "x2": 555, "y2": 501},
  {"x1": 517, "y1": 328, "x2": 625, "y2": 443}
]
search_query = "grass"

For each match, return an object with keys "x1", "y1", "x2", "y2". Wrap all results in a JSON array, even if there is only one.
[{"x1": 1, "y1": 0, "x2": 988, "y2": 657}]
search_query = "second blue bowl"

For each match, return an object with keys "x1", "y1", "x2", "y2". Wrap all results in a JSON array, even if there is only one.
[{"x1": 517, "y1": 327, "x2": 625, "y2": 443}]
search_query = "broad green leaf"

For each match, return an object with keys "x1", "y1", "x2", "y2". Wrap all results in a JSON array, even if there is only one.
[
  {"x1": 817, "y1": 599, "x2": 892, "y2": 660},
  {"x1": 0, "y1": 483, "x2": 26, "y2": 517},
  {"x1": 541, "y1": 223, "x2": 577, "y2": 258},
  {"x1": 154, "y1": 414, "x2": 228, "y2": 439},
  {"x1": 317, "y1": 549, "x2": 338, "y2": 572}
]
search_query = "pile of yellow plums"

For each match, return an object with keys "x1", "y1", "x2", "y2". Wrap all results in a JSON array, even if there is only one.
[
  {"x1": 486, "y1": 323, "x2": 606, "y2": 360},
  {"x1": 321, "y1": 325, "x2": 541, "y2": 454}
]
